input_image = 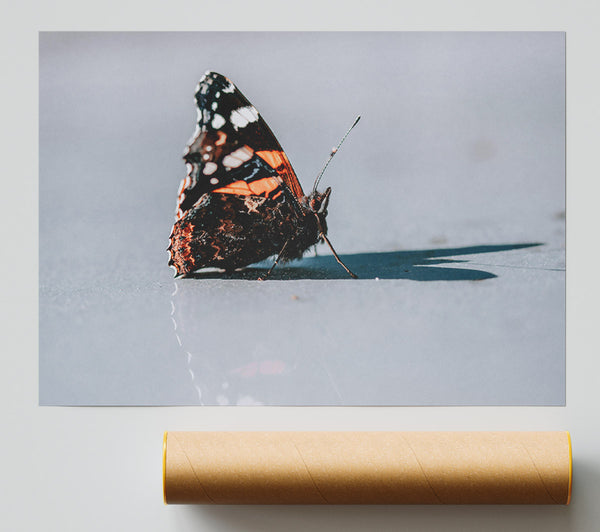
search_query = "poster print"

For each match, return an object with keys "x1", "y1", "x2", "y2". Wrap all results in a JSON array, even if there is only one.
[{"x1": 39, "y1": 32, "x2": 565, "y2": 405}]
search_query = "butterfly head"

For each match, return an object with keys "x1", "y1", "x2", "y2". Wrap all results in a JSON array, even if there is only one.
[{"x1": 308, "y1": 186, "x2": 331, "y2": 217}]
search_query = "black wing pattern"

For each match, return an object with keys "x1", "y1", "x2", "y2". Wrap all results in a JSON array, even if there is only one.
[{"x1": 175, "y1": 71, "x2": 304, "y2": 221}]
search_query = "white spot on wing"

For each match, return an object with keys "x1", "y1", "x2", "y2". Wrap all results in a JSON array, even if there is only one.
[
  {"x1": 211, "y1": 114, "x2": 225, "y2": 129},
  {"x1": 222, "y1": 146, "x2": 253, "y2": 169},
  {"x1": 222, "y1": 82, "x2": 235, "y2": 94},
  {"x1": 230, "y1": 106, "x2": 259, "y2": 128},
  {"x1": 231, "y1": 146, "x2": 253, "y2": 162},
  {"x1": 222, "y1": 154, "x2": 244, "y2": 168},
  {"x1": 210, "y1": 177, "x2": 219, "y2": 184},
  {"x1": 240, "y1": 106, "x2": 259, "y2": 122},
  {"x1": 203, "y1": 162, "x2": 218, "y2": 175}
]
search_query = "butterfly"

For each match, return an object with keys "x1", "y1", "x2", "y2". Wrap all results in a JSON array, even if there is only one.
[{"x1": 168, "y1": 71, "x2": 358, "y2": 280}]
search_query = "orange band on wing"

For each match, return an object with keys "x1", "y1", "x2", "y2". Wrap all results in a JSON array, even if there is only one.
[
  {"x1": 213, "y1": 176, "x2": 281, "y2": 197},
  {"x1": 256, "y1": 150, "x2": 285, "y2": 169},
  {"x1": 256, "y1": 150, "x2": 304, "y2": 198}
]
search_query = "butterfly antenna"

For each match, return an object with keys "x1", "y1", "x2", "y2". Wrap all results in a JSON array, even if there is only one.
[{"x1": 311, "y1": 116, "x2": 360, "y2": 194}]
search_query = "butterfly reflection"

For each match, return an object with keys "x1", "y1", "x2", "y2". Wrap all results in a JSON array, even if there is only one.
[{"x1": 169, "y1": 281, "x2": 344, "y2": 405}]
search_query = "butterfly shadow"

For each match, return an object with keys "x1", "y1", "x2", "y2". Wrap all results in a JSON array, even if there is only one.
[{"x1": 186, "y1": 243, "x2": 543, "y2": 281}]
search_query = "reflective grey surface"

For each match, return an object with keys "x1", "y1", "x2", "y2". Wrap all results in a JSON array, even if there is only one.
[{"x1": 39, "y1": 32, "x2": 565, "y2": 405}]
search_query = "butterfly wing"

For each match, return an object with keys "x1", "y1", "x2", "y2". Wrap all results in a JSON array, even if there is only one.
[
  {"x1": 169, "y1": 192, "x2": 316, "y2": 277},
  {"x1": 175, "y1": 71, "x2": 305, "y2": 221}
]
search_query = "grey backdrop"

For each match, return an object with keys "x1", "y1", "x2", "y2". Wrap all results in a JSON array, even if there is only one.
[{"x1": 39, "y1": 32, "x2": 565, "y2": 405}]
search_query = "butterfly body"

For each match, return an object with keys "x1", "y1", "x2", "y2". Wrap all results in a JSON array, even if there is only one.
[{"x1": 168, "y1": 71, "x2": 349, "y2": 278}]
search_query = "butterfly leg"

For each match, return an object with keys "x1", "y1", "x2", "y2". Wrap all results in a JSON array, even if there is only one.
[
  {"x1": 258, "y1": 239, "x2": 290, "y2": 281},
  {"x1": 319, "y1": 232, "x2": 358, "y2": 279}
]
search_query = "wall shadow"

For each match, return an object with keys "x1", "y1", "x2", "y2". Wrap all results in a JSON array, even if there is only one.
[
  {"x1": 187, "y1": 243, "x2": 542, "y2": 281},
  {"x1": 188, "y1": 503, "x2": 572, "y2": 532}
]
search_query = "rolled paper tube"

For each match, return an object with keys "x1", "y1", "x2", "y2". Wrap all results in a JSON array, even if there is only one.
[{"x1": 163, "y1": 431, "x2": 572, "y2": 505}]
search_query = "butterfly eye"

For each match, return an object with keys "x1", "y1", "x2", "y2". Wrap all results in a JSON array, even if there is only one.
[{"x1": 309, "y1": 198, "x2": 320, "y2": 211}]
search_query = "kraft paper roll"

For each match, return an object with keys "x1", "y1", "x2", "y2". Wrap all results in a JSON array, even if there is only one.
[{"x1": 163, "y1": 431, "x2": 572, "y2": 505}]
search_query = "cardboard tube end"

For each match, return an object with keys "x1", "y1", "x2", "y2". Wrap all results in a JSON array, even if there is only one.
[
  {"x1": 567, "y1": 431, "x2": 573, "y2": 505},
  {"x1": 163, "y1": 431, "x2": 168, "y2": 505}
]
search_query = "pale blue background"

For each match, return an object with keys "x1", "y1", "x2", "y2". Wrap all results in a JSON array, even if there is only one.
[{"x1": 4, "y1": 2, "x2": 600, "y2": 531}]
